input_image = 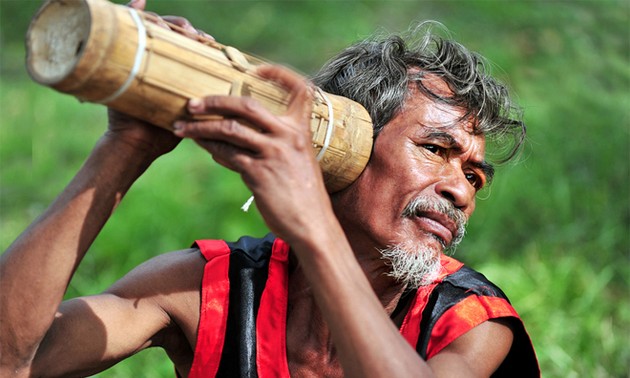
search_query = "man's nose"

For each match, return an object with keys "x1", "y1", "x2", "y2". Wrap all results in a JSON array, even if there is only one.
[{"x1": 435, "y1": 168, "x2": 475, "y2": 211}]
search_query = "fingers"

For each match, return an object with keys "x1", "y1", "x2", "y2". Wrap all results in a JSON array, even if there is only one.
[
  {"x1": 173, "y1": 117, "x2": 264, "y2": 152},
  {"x1": 182, "y1": 67, "x2": 313, "y2": 135},
  {"x1": 173, "y1": 65, "x2": 315, "y2": 176},
  {"x1": 127, "y1": 0, "x2": 146, "y2": 10},
  {"x1": 127, "y1": 1, "x2": 215, "y2": 41},
  {"x1": 194, "y1": 139, "x2": 251, "y2": 172},
  {"x1": 162, "y1": 16, "x2": 215, "y2": 41},
  {"x1": 173, "y1": 118, "x2": 264, "y2": 173},
  {"x1": 185, "y1": 96, "x2": 286, "y2": 135},
  {"x1": 146, "y1": 11, "x2": 172, "y2": 29},
  {"x1": 162, "y1": 15, "x2": 195, "y2": 34}
]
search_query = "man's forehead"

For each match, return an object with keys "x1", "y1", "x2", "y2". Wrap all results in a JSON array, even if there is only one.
[
  {"x1": 404, "y1": 103, "x2": 488, "y2": 157},
  {"x1": 404, "y1": 72, "x2": 478, "y2": 134},
  {"x1": 403, "y1": 97, "x2": 477, "y2": 135},
  {"x1": 413, "y1": 71, "x2": 453, "y2": 98}
]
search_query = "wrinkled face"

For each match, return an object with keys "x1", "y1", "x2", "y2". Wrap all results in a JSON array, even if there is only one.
[{"x1": 332, "y1": 80, "x2": 491, "y2": 257}]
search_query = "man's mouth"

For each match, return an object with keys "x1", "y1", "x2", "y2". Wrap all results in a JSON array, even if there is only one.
[
  {"x1": 401, "y1": 196, "x2": 467, "y2": 250},
  {"x1": 411, "y1": 210, "x2": 458, "y2": 247}
]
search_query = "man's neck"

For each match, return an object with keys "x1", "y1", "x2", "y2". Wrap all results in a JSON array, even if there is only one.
[
  {"x1": 284, "y1": 241, "x2": 412, "y2": 375},
  {"x1": 287, "y1": 248, "x2": 408, "y2": 322}
]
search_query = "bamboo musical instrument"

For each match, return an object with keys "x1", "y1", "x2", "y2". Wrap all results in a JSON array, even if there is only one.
[{"x1": 26, "y1": 0, "x2": 373, "y2": 192}]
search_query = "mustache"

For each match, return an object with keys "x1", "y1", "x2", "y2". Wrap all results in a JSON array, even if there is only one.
[{"x1": 401, "y1": 196, "x2": 467, "y2": 249}]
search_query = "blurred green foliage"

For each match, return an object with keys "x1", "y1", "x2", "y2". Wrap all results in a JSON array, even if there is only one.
[{"x1": 1, "y1": 0, "x2": 628, "y2": 377}]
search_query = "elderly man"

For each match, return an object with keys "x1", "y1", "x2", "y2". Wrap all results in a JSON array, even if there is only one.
[{"x1": 0, "y1": 3, "x2": 538, "y2": 377}]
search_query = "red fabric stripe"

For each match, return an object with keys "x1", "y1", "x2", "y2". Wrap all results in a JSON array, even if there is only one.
[
  {"x1": 188, "y1": 240, "x2": 232, "y2": 378},
  {"x1": 256, "y1": 238, "x2": 290, "y2": 377},
  {"x1": 399, "y1": 285, "x2": 433, "y2": 346},
  {"x1": 426, "y1": 295, "x2": 519, "y2": 360},
  {"x1": 399, "y1": 255, "x2": 464, "y2": 347}
]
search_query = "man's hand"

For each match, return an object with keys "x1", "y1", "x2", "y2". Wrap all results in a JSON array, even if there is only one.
[
  {"x1": 103, "y1": 0, "x2": 221, "y2": 159},
  {"x1": 105, "y1": 109, "x2": 181, "y2": 160},
  {"x1": 172, "y1": 65, "x2": 333, "y2": 244},
  {"x1": 130, "y1": 0, "x2": 214, "y2": 40}
]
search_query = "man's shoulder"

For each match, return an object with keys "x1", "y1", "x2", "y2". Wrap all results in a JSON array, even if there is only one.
[
  {"x1": 438, "y1": 257, "x2": 509, "y2": 300},
  {"x1": 419, "y1": 256, "x2": 539, "y2": 376}
]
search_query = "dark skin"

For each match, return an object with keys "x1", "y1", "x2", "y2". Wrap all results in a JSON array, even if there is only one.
[{"x1": 0, "y1": 2, "x2": 514, "y2": 376}]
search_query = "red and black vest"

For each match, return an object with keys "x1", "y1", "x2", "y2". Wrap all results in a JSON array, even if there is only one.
[{"x1": 188, "y1": 234, "x2": 539, "y2": 377}]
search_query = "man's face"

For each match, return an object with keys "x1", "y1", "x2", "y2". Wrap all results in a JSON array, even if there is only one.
[{"x1": 332, "y1": 80, "x2": 491, "y2": 258}]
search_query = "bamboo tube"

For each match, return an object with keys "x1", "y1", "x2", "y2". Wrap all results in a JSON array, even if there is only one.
[{"x1": 25, "y1": 0, "x2": 374, "y2": 193}]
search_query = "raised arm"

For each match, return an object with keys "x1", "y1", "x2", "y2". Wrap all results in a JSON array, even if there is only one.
[{"x1": 0, "y1": 109, "x2": 180, "y2": 376}]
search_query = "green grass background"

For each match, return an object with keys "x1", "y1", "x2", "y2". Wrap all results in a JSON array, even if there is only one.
[{"x1": 1, "y1": 0, "x2": 628, "y2": 376}]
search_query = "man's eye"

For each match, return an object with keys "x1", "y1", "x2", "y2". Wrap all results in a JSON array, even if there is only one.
[
  {"x1": 422, "y1": 144, "x2": 443, "y2": 155},
  {"x1": 465, "y1": 173, "x2": 482, "y2": 189}
]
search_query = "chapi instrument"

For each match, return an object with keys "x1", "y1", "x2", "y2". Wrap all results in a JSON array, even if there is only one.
[{"x1": 26, "y1": 0, "x2": 373, "y2": 192}]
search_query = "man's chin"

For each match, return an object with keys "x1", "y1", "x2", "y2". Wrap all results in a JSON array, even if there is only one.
[
  {"x1": 415, "y1": 231, "x2": 450, "y2": 256},
  {"x1": 427, "y1": 230, "x2": 463, "y2": 256},
  {"x1": 379, "y1": 242, "x2": 443, "y2": 290}
]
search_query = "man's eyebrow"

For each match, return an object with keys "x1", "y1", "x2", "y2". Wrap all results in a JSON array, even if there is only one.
[
  {"x1": 474, "y1": 160, "x2": 495, "y2": 184},
  {"x1": 425, "y1": 131, "x2": 461, "y2": 148},
  {"x1": 425, "y1": 131, "x2": 459, "y2": 148}
]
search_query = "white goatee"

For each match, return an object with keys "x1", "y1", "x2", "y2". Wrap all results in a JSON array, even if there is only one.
[
  {"x1": 380, "y1": 196, "x2": 468, "y2": 289},
  {"x1": 379, "y1": 241, "x2": 442, "y2": 289}
]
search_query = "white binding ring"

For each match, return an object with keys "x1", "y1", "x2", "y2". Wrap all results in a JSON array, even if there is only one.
[
  {"x1": 96, "y1": 8, "x2": 146, "y2": 104},
  {"x1": 314, "y1": 87, "x2": 335, "y2": 162}
]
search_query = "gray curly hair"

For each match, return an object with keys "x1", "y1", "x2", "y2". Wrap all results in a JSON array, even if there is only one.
[{"x1": 312, "y1": 23, "x2": 525, "y2": 163}]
